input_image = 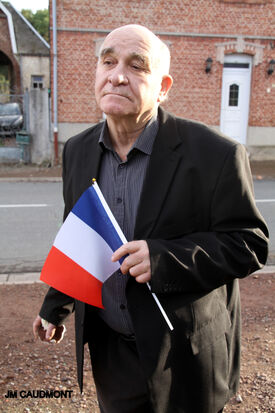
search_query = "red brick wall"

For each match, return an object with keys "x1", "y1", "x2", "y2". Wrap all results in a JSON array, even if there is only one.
[
  {"x1": 56, "y1": 0, "x2": 274, "y2": 37},
  {"x1": 51, "y1": 0, "x2": 275, "y2": 127},
  {"x1": 56, "y1": 31, "x2": 100, "y2": 123},
  {"x1": 164, "y1": 36, "x2": 225, "y2": 125},
  {"x1": 250, "y1": 46, "x2": 275, "y2": 126},
  {"x1": 0, "y1": 13, "x2": 21, "y2": 94}
]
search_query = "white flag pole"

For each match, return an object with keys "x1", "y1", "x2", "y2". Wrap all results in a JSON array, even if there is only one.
[
  {"x1": 92, "y1": 179, "x2": 174, "y2": 331},
  {"x1": 146, "y1": 283, "x2": 174, "y2": 331}
]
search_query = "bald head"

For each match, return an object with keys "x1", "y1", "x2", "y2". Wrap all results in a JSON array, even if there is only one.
[{"x1": 100, "y1": 25, "x2": 171, "y2": 77}]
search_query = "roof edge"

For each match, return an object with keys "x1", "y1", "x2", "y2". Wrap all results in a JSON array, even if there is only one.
[
  {"x1": 0, "y1": 1, "x2": 18, "y2": 54},
  {"x1": 6, "y1": 2, "x2": 50, "y2": 50}
]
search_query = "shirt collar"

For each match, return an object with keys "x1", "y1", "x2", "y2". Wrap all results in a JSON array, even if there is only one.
[{"x1": 99, "y1": 114, "x2": 159, "y2": 156}]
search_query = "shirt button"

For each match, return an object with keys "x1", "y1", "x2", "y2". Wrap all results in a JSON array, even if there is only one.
[
  {"x1": 116, "y1": 197, "x2": 122, "y2": 203},
  {"x1": 120, "y1": 304, "x2": 126, "y2": 310}
]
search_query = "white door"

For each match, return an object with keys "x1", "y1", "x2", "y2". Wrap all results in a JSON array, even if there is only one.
[{"x1": 220, "y1": 55, "x2": 252, "y2": 144}]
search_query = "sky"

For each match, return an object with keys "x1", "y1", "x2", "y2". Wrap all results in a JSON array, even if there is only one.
[{"x1": 8, "y1": 0, "x2": 49, "y2": 12}]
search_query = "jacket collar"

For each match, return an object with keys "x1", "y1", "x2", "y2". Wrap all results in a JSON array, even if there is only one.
[
  {"x1": 77, "y1": 108, "x2": 183, "y2": 239},
  {"x1": 134, "y1": 107, "x2": 183, "y2": 239}
]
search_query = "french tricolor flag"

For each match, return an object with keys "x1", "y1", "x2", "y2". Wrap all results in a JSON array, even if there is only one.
[
  {"x1": 41, "y1": 180, "x2": 174, "y2": 329},
  {"x1": 40, "y1": 180, "x2": 127, "y2": 308}
]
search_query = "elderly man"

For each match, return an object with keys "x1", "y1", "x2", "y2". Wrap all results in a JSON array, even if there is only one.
[{"x1": 33, "y1": 24, "x2": 268, "y2": 413}]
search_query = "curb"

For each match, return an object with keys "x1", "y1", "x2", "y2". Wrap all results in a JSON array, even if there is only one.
[
  {"x1": 0, "y1": 272, "x2": 41, "y2": 284},
  {"x1": 0, "y1": 175, "x2": 269, "y2": 183},
  {"x1": 254, "y1": 265, "x2": 275, "y2": 274},
  {"x1": 0, "y1": 266, "x2": 274, "y2": 285},
  {"x1": 0, "y1": 177, "x2": 62, "y2": 182}
]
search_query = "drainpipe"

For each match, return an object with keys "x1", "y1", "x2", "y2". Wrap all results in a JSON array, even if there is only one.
[{"x1": 52, "y1": 0, "x2": 58, "y2": 164}]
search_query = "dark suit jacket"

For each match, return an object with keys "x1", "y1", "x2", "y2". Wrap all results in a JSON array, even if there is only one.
[{"x1": 40, "y1": 107, "x2": 268, "y2": 413}]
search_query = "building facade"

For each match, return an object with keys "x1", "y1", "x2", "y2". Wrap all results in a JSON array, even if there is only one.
[
  {"x1": 50, "y1": 0, "x2": 275, "y2": 160},
  {"x1": 0, "y1": 2, "x2": 51, "y2": 164},
  {"x1": 0, "y1": 2, "x2": 50, "y2": 97}
]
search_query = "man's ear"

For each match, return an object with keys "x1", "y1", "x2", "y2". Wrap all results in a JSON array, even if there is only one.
[{"x1": 158, "y1": 75, "x2": 173, "y2": 103}]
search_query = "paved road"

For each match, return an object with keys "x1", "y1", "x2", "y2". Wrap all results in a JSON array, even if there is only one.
[
  {"x1": 0, "y1": 179, "x2": 274, "y2": 274},
  {"x1": 254, "y1": 180, "x2": 275, "y2": 263},
  {"x1": 0, "y1": 181, "x2": 63, "y2": 273}
]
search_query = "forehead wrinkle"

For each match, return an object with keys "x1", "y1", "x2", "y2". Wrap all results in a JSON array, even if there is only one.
[
  {"x1": 100, "y1": 48, "x2": 149, "y2": 62},
  {"x1": 100, "y1": 47, "x2": 115, "y2": 59},
  {"x1": 99, "y1": 46, "x2": 151, "y2": 70}
]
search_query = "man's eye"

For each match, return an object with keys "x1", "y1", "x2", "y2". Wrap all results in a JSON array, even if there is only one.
[
  {"x1": 131, "y1": 64, "x2": 142, "y2": 70},
  {"x1": 131, "y1": 63, "x2": 150, "y2": 73},
  {"x1": 103, "y1": 59, "x2": 113, "y2": 66}
]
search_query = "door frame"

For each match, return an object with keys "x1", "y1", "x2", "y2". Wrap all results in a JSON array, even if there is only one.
[{"x1": 220, "y1": 54, "x2": 252, "y2": 144}]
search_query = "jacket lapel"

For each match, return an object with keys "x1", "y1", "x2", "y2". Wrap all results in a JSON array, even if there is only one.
[
  {"x1": 78, "y1": 124, "x2": 104, "y2": 195},
  {"x1": 134, "y1": 109, "x2": 182, "y2": 239}
]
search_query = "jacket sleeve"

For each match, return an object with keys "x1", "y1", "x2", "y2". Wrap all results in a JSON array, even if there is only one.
[
  {"x1": 39, "y1": 287, "x2": 75, "y2": 326},
  {"x1": 38, "y1": 140, "x2": 75, "y2": 326},
  {"x1": 148, "y1": 143, "x2": 269, "y2": 295}
]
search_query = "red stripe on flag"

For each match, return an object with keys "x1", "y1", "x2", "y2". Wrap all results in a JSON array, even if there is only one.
[{"x1": 40, "y1": 246, "x2": 104, "y2": 308}]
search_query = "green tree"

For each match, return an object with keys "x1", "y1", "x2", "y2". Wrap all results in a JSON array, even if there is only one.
[{"x1": 21, "y1": 9, "x2": 49, "y2": 43}]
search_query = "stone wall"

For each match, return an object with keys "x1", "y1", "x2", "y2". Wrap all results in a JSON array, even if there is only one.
[
  {"x1": 29, "y1": 88, "x2": 52, "y2": 164},
  {"x1": 20, "y1": 56, "x2": 50, "y2": 92}
]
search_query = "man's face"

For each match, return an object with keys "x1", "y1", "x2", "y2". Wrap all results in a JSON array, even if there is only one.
[{"x1": 95, "y1": 27, "x2": 168, "y2": 123}]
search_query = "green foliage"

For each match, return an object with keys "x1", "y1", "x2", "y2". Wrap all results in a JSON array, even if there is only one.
[{"x1": 21, "y1": 9, "x2": 49, "y2": 43}]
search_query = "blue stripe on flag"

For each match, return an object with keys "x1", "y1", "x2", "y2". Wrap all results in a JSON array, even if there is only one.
[{"x1": 72, "y1": 186, "x2": 124, "y2": 260}]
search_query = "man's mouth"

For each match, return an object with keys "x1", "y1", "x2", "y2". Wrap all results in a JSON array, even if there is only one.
[{"x1": 103, "y1": 92, "x2": 130, "y2": 99}]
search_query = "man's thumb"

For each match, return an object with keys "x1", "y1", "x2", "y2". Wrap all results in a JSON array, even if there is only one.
[{"x1": 46, "y1": 325, "x2": 56, "y2": 341}]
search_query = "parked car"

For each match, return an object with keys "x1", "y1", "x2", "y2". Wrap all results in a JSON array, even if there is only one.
[{"x1": 0, "y1": 102, "x2": 23, "y2": 137}]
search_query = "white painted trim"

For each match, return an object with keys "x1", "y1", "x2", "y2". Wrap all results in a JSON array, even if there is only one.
[
  {"x1": 0, "y1": 1, "x2": 17, "y2": 54},
  {"x1": 216, "y1": 39, "x2": 264, "y2": 65}
]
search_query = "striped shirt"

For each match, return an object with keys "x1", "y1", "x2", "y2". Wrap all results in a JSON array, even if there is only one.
[{"x1": 96, "y1": 114, "x2": 159, "y2": 335}]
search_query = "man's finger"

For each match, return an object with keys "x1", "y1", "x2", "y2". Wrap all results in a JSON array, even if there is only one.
[
  {"x1": 45, "y1": 325, "x2": 56, "y2": 341},
  {"x1": 112, "y1": 240, "x2": 151, "y2": 282},
  {"x1": 128, "y1": 262, "x2": 148, "y2": 277},
  {"x1": 135, "y1": 272, "x2": 151, "y2": 283},
  {"x1": 112, "y1": 241, "x2": 146, "y2": 262},
  {"x1": 37, "y1": 325, "x2": 47, "y2": 341},
  {"x1": 112, "y1": 243, "x2": 132, "y2": 262},
  {"x1": 53, "y1": 325, "x2": 67, "y2": 343},
  {"x1": 33, "y1": 315, "x2": 42, "y2": 339},
  {"x1": 120, "y1": 253, "x2": 142, "y2": 274},
  {"x1": 33, "y1": 316, "x2": 60, "y2": 343}
]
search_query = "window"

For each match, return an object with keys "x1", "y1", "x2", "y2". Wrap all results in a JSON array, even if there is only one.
[
  {"x1": 229, "y1": 84, "x2": 239, "y2": 106},
  {"x1": 31, "y1": 75, "x2": 44, "y2": 89},
  {"x1": 224, "y1": 63, "x2": 249, "y2": 69}
]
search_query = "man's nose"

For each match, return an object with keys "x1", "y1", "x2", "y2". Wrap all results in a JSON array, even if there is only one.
[{"x1": 108, "y1": 66, "x2": 128, "y2": 86}]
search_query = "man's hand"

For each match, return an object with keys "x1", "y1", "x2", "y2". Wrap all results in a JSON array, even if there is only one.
[
  {"x1": 112, "y1": 240, "x2": 151, "y2": 283},
  {"x1": 33, "y1": 315, "x2": 66, "y2": 344}
]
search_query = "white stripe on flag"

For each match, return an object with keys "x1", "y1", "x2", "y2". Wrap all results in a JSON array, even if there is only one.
[{"x1": 53, "y1": 212, "x2": 120, "y2": 282}]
